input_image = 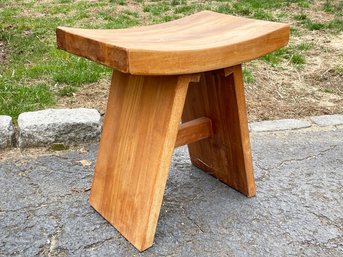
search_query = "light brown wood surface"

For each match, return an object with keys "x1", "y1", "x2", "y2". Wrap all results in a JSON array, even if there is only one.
[
  {"x1": 89, "y1": 70, "x2": 194, "y2": 251},
  {"x1": 56, "y1": 11, "x2": 289, "y2": 75},
  {"x1": 182, "y1": 65, "x2": 256, "y2": 197},
  {"x1": 56, "y1": 10, "x2": 291, "y2": 252},
  {"x1": 175, "y1": 117, "x2": 212, "y2": 148}
]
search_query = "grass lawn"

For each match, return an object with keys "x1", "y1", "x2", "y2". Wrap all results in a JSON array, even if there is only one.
[{"x1": 1, "y1": 0, "x2": 342, "y2": 121}]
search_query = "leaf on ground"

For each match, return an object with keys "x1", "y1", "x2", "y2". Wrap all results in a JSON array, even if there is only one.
[
  {"x1": 79, "y1": 147, "x2": 89, "y2": 154},
  {"x1": 76, "y1": 159, "x2": 92, "y2": 167}
]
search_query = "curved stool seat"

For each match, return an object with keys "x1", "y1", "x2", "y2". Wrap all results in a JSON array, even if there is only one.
[
  {"x1": 57, "y1": 11, "x2": 289, "y2": 75},
  {"x1": 56, "y1": 11, "x2": 289, "y2": 251}
]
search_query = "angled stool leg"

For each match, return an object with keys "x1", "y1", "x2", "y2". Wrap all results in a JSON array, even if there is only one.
[
  {"x1": 89, "y1": 70, "x2": 192, "y2": 251},
  {"x1": 182, "y1": 64, "x2": 256, "y2": 197}
]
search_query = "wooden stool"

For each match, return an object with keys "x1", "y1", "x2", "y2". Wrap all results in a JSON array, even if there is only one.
[{"x1": 56, "y1": 11, "x2": 289, "y2": 251}]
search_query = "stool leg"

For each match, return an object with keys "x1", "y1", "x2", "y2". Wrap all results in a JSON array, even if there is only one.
[
  {"x1": 182, "y1": 64, "x2": 256, "y2": 197},
  {"x1": 89, "y1": 70, "x2": 191, "y2": 251}
]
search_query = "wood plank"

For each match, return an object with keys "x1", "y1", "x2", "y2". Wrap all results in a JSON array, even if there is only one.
[
  {"x1": 89, "y1": 70, "x2": 191, "y2": 251},
  {"x1": 182, "y1": 65, "x2": 256, "y2": 197},
  {"x1": 56, "y1": 11, "x2": 289, "y2": 75},
  {"x1": 175, "y1": 117, "x2": 212, "y2": 148}
]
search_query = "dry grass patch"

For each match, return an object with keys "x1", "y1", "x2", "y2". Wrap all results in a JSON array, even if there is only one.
[{"x1": 1, "y1": 0, "x2": 342, "y2": 122}]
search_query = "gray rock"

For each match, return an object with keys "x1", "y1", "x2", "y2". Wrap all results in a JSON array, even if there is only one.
[
  {"x1": 0, "y1": 115, "x2": 14, "y2": 149},
  {"x1": 18, "y1": 108, "x2": 101, "y2": 148},
  {"x1": 249, "y1": 119, "x2": 312, "y2": 132},
  {"x1": 310, "y1": 114, "x2": 343, "y2": 127}
]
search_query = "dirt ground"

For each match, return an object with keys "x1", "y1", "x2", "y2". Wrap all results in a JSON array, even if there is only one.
[{"x1": 56, "y1": 2, "x2": 343, "y2": 122}]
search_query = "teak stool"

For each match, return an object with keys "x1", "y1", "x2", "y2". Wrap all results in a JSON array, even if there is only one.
[{"x1": 56, "y1": 11, "x2": 289, "y2": 251}]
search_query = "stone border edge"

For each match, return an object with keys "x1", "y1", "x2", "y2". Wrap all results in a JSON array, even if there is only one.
[
  {"x1": 1, "y1": 111, "x2": 342, "y2": 149},
  {"x1": 249, "y1": 114, "x2": 343, "y2": 133}
]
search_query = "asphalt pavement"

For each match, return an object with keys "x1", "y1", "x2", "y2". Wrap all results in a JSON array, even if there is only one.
[{"x1": 1, "y1": 127, "x2": 342, "y2": 256}]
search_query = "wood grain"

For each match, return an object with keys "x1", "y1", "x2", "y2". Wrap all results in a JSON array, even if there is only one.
[
  {"x1": 89, "y1": 70, "x2": 193, "y2": 251},
  {"x1": 182, "y1": 65, "x2": 256, "y2": 197},
  {"x1": 175, "y1": 117, "x2": 212, "y2": 148},
  {"x1": 56, "y1": 11, "x2": 290, "y2": 75},
  {"x1": 55, "y1": 9, "x2": 291, "y2": 251}
]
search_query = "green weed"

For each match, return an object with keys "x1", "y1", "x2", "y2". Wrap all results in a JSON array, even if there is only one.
[
  {"x1": 261, "y1": 43, "x2": 309, "y2": 67},
  {"x1": 294, "y1": 14, "x2": 307, "y2": 21},
  {"x1": 0, "y1": 0, "x2": 339, "y2": 120},
  {"x1": 323, "y1": 0, "x2": 343, "y2": 13},
  {"x1": 290, "y1": 53, "x2": 305, "y2": 65},
  {"x1": 171, "y1": 0, "x2": 186, "y2": 6},
  {"x1": 261, "y1": 48, "x2": 289, "y2": 65},
  {"x1": 0, "y1": 82, "x2": 55, "y2": 120},
  {"x1": 294, "y1": 7, "x2": 343, "y2": 32},
  {"x1": 297, "y1": 42, "x2": 313, "y2": 51},
  {"x1": 243, "y1": 68, "x2": 255, "y2": 83},
  {"x1": 110, "y1": 0, "x2": 127, "y2": 5},
  {"x1": 143, "y1": 3, "x2": 170, "y2": 16},
  {"x1": 336, "y1": 66, "x2": 343, "y2": 74},
  {"x1": 58, "y1": 86, "x2": 77, "y2": 97},
  {"x1": 326, "y1": 18, "x2": 343, "y2": 31},
  {"x1": 174, "y1": 5, "x2": 195, "y2": 14}
]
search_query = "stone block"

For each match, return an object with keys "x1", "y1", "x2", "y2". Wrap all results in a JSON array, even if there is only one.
[
  {"x1": 249, "y1": 119, "x2": 312, "y2": 132},
  {"x1": 18, "y1": 108, "x2": 101, "y2": 148},
  {"x1": 0, "y1": 115, "x2": 15, "y2": 149},
  {"x1": 310, "y1": 114, "x2": 343, "y2": 127}
]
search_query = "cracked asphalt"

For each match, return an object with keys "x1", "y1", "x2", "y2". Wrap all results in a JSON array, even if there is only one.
[{"x1": 0, "y1": 128, "x2": 342, "y2": 256}]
